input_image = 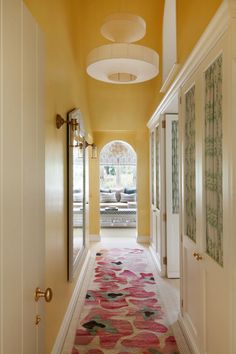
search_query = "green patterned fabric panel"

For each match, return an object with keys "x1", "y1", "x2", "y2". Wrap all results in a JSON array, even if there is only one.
[
  {"x1": 156, "y1": 126, "x2": 160, "y2": 210},
  {"x1": 172, "y1": 121, "x2": 179, "y2": 213},
  {"x1": 205, "y1": 55, "x2": 223, "y2": 266},
  {"x1": 184, "y1": 86, "x2": 196, "y2": 242},
  {"x1": 151, "y1": 131, "x2": 154, "y2": 206}
]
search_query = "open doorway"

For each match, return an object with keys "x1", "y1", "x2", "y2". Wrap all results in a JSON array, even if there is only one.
[{"x1": 99, "y1": 141, "x2": 137, "y2": 233}]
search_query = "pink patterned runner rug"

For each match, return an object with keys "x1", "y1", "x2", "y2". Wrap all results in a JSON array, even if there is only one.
[{"x1": 72, "y1": 248, "x2": 180, "y2": 354}]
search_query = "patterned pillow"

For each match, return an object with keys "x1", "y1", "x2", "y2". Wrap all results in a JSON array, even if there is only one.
[
  {"x1": 100, "y1": 192, "x2": 117, "y2": 203},
  {"x1": 110, "y1": 188, "x2": 124, "y2": 202},
  {"x1": 120, "y1": 192, "x2": 136, "y2": 203}
]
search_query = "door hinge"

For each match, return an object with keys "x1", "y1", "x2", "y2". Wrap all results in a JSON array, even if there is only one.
[
  {"x1": 179, "y1": 96, "x2": 182, "y2": 105},
  {"x1": 163, "y1": 256, "x2": 167, "y2": 265},
  {"x1": 181, "y1": 299, "x2": 184, "y2": 308},
  {"x1": 163, "y1": 213, "x2": 167, "y2": 222},
  {"x1": 162, "y1": 120, "x2": 166, "y2": 129}
]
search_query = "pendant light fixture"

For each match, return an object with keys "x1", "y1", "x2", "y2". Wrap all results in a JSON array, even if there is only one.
[{"x1": 86, "y1": 13, "x2": 159, "y2": 84}]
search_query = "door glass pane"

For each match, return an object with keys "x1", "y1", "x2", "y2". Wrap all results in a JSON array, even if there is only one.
[
  {"x1": 184, "y1": 86, "x2": 196, "y2": 242},
  {"x1": 156, "y1": 126, "x2": 160, "y2": 209},
  {"x1": 172, "y1": 120, "x2": 179, "y2": 213},
  {"x1": 205, "y1": 55, "x2": 223, "y2": 266}
]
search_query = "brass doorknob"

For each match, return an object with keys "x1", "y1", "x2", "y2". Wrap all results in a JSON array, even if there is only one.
[
  {"x1": 35, "y1": 287, "x2": 53, "y2": 302},
  {"x1": 193, "y1": 252, "x2": 203, "y2": 261}
]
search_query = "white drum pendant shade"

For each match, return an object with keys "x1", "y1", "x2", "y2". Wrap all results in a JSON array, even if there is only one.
[
  {"x1": 87, "y1": 43, "x2": 159, "y2": 84},
  {"x1": 100, "y1": 13, "x2": 146, "y2": 43},
  {"x1": 86, "y1": 13, "x2": 159, "y2": 84}
]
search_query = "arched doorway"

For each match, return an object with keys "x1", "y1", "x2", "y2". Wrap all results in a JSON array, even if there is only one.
[{"x1": 99, "y1": 140, "x2": 137, "y2": 232}]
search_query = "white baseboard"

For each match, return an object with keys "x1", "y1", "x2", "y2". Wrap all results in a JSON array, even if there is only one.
[
  {"x1": 137, "y1": 235, "x2": 150, "y2": 243},
  {"x1": 51, "y1": 250, "x2": 91, "y2": 354},
  {"x1": 167, "y1": 271, "x2": 180, "y2": 278},
  {"x1": 89, "y1": 234, "x2": 101, "y2": 241},
  {"x1": 149, "y1": 245, "x2": 166, "y2": 277},
  {"x1": 178, "y1": 313, "x2": 200, "y2": 354}
]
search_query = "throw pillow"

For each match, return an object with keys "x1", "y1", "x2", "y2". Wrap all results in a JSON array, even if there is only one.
[
  {"x1": 100, "y1": 192, "x2": 117, "y2": 203},
  {"x1": 120, "y1": 192, "x2": 136, "y2": 203},
  {"x1": 110, "y1": 188, "x2": 124, "y2": 202},
  {"x1": 124, "y1": 187, "x2": 136, "y2": 194}
]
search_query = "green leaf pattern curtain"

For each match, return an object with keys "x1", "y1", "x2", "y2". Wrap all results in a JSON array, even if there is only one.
[
  {"x1": 185, "y1": 86, "x2": 196, "y2": 242},
  {"x1": 205, "y1": 55, "x2": 223, "y2": 266},
  {"x1": 172, "y1": 121, "x2": 179, "y2": 213}
]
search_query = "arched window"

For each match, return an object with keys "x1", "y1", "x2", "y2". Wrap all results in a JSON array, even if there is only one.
[{"x1": 100, "y1": 141, "x2": 136, "y2": 189}]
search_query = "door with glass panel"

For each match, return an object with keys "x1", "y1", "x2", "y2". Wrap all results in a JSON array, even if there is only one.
[
  {"x1": 181, "y1": 74, "x2": 205, "y2": 353},
  {"x1": 181, "y1": 36, "x2": 231, "y2": 353},
  {"x1": 165, "y1": 114, "x2": 180, "y2": 278}
]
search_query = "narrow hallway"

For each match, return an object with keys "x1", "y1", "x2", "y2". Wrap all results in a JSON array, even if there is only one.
[{"x1": 62, "y1": 230, "x2": 190, "y2": 354}]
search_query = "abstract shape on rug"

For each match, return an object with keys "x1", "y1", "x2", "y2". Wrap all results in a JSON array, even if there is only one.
[{"x1": 72, "y1": 248, "x2": 179, "y2": 354}]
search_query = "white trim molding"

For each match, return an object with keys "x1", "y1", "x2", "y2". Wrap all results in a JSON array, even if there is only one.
[
  {"x1": 149, "y1": 245, "x2": 166, "y2": 277},
  {"x1": 137, "y1": 235, "x2": 150, "y2": 243},
  {"x1": 148, "y1": 0, "x2": 232, "y2": 129},
  {"x1": 160, "y1": 63, "x2": 180, "y2": 93},
  {"x1": 51, "y1": 250, "x2": 91, "y2": 354},
  {"x1": 89, "y1": 234, "x2": 101, "y2": 242},
  {"x1": 178, "y1": 313, "x2": 201, "y2": 354}
]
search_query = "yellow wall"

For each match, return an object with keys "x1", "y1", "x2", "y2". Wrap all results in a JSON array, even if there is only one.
[
  {"x1": 23, "y1": 1, "x2": 91, "y2": 353},
  {"x1": 90, "y1": 131, "x2": 150, "y2": 238},
  {"x1": 177, "y1": 0, "x2": 223, "y2": 67}
]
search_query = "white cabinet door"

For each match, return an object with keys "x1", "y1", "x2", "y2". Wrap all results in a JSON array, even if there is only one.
[
  {"x1": 0, "y1": 2, "x2": 45, "y2": 353},
  {"x1": 165, "y1": 114, "x2": 180, "y2": 278},
  {"x1": 180, "y1": 32, "x2": 232, "y2": 354}
]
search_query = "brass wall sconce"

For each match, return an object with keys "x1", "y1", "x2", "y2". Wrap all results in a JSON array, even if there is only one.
[
  {"x1": 56, "y1": 114, "x2": 80, "y2": 134},
  {"x1": 56, "y1": 111, "x2": 97, "y2": 158},
  {"x1": 56, "y1": 113, "x2": 82, "y2": 147},
  {"x1": 78, "y1": 141, "x2": 97, "y2": 159}
]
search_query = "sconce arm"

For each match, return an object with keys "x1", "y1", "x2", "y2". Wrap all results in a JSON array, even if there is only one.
[{"x1": 56, "y1": 114, "x2": 67, "y2": 129}]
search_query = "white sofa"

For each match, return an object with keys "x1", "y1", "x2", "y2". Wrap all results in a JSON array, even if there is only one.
[{"x1": 100, "y1": 188, "x2": 137, "y2": 228}]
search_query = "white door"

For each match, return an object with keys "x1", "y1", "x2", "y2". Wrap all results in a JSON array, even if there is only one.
[
  {"x1": 180, "y1": 33, "x2": 231, "y2": 353},
  {"x1": 150, "y1": 130, "x2": 157, "y2": 251},
  {"x1": 151, "y1": 118, "x2": 166, "y2": 276},
  {"x1": 180, "y1": 72, "x2": 205, "y2": 354},
  {"x1": 165, "y1": 114, "x2": 180, "y2": 278},
  {"x1": 0, "y1": 1, "x2": 45, "y2": 353}
]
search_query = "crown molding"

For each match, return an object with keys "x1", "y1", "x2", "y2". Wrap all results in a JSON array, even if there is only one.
[{"x1": 147, "y1": 0, "x2": 232, "y2": 129}]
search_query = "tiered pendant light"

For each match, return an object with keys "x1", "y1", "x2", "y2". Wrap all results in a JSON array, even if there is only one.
[{"x1": 86, "y1": 13, "x2": 159, "y2": 84}]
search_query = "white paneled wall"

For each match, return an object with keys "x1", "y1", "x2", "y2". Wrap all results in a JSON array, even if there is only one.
[{"x1": 0, "y1": 1, "x2": 44, "y2": 353}]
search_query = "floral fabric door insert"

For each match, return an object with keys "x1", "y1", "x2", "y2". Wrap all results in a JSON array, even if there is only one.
[
  {"x1": 156, "y1": 126, "x2": 160, "y2": 210},
  {"x1": 184, "y1": 86, "x2": 196, "y2": 242},
  {"x1": 172, "y1": 121, "x2": 179, "y2": 214},
  {"x1": 205, "y1": 55, "x2": 223, "y2": 266}
]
